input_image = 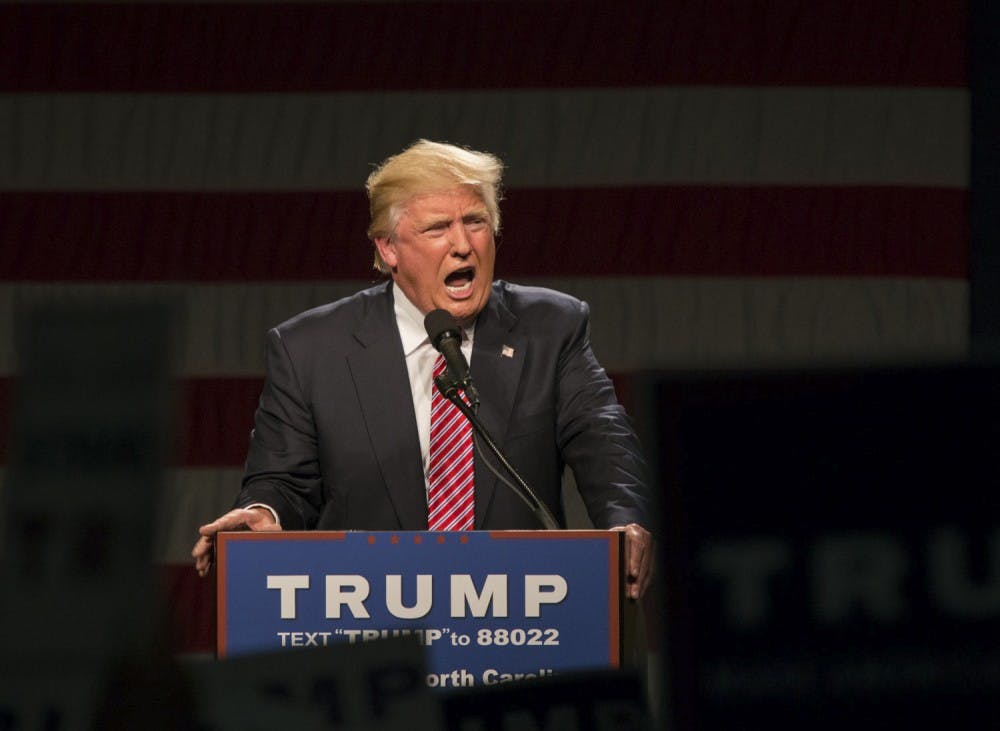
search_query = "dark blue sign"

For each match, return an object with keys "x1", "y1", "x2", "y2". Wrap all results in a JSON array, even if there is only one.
[
  {"x1": 639, "y1": 364, "x2": 1000, "y2": 729},
  {"x1": 218, "y1": 531, "x2": 622, "y2": 689}
]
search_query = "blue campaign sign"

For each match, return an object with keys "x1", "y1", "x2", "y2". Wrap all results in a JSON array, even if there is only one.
[{"x1": 218, "y1": 530, "x2": 622, "y2": 689}]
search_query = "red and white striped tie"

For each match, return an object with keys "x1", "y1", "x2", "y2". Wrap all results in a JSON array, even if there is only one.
[{"x1": 427, "y1": 354, "x2": 475, "y2": 531}]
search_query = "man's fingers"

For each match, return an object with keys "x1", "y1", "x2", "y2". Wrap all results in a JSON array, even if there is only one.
[
  {"x1": 630, "y1": 527, "x2": 653, "y2": 584},
  {"x1": 192, "y1": 535, "x2": 212, "y2": 576},
  {"x1": 198, "y1": 507, "x2": 277, "y2": 536},
  {"x1": 192, "y1": 510, "x2": 248, "y2": 577},
  {"x1": 192, "y1": 508, "x2": 280, "y2": 577},
  {"x1": 191, "y1": 534, "x2": 211, "y2": 559},
  {"x1": 199, "y1": 510, "x2": 246, "y2": 537},
  {"x1": 622, "y1": 524, "x2": 647, "y2": 577},
  {"x1": 627, "y1": 528, "x2": 645, "y2": 575},
  {"x1": 621, "y1": 523, "x2": 654, "y2": 600},
  {"x1": 634, "y1": 544, "x2": 653, "y2": 598}
]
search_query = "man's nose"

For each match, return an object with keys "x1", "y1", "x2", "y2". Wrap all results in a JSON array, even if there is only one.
[{"x1": 449, "y1": 224, "x2": 472, "y2": 255}]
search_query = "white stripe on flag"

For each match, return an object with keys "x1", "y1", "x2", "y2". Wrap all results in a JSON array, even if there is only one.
[
  {"x1": 0, "y1": 278, "x2": 969, "y2": 376},
  {"x1": 152, "y1": 468, "x2": 244, "y2": 563}
]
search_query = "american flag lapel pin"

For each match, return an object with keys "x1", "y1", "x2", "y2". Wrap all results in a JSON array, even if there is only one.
[{"x1": 501, "y1": 345, "x2": 515, "y2": 358}]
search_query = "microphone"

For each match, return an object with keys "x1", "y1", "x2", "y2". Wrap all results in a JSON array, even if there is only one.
[{"x1": 424, "y1": 309, "x2": 479, "y2": 406}]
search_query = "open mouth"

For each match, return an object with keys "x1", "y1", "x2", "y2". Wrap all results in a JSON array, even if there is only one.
[{"x1": 444, "y1": 267, "x2": 475, "y2": 296}]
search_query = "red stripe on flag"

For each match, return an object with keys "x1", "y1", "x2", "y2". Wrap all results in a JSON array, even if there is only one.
[
  {"x1": 505, "y1": 185, "x2": 969, "y2": 279},
  {"x1": 180, "y1": 378, "x2": 262, "y2": 467},
  {"x1": 0, "y1": 187, "x2": 968, "y2": 281},
  {"x1": 0, "y1": 376, "x2": 262, "y2": 467},
  {"x1": 0, "y1": 1, "x2": 966, "y2": 91},
  {"x1": 161, "y1": 563, "x2": 215, "y2": 655}
]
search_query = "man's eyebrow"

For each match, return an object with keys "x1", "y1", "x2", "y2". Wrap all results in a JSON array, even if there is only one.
[
  {"x1": 418, "y1": 214, "x2": 452, "y2": 229},
  {"x1": 418, "y1": 209, "x2": 488, "y2": 229}
]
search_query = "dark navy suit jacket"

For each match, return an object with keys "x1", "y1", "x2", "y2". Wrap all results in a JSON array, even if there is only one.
[{"x1": 237, "y1": 280, "x2": 650, "y2": 530}]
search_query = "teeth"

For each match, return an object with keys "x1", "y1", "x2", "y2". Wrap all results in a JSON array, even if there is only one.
[{"x1": 445, "y1": 269, "x2": 474, "y2": 295}]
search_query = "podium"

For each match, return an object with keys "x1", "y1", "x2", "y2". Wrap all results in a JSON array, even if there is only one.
[{"x1": 217, "y1": 530, "x2": 629, "y2": 688}]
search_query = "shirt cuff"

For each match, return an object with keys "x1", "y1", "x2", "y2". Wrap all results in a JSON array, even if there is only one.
[{"x1": 245, "y1": 503, "x2": 281, "y2": 527}]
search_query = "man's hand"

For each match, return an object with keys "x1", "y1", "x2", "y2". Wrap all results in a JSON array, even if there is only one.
[
  {"x1": 191, "y1": 507, "x2": 281, "y2": 577},
  {"x1": 612, "y1": 523, "x2": 654, "y2": 600}
]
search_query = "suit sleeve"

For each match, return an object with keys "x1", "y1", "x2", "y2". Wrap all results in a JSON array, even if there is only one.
[
  {"x1": 235, "y1": 327, "x2": 323, "y2": 529},
  {"x1": 555, "y1": 300, "x2": 652, "y2": 530}
]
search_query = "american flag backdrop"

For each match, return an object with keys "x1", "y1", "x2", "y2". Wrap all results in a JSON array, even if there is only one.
[{"x1": 0, "y1": 2, "x2": 967, "y2": 655}]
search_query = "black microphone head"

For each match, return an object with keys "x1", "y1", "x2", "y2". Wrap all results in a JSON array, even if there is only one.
[{"x1": 424, "y1": 308, "x2": 461, "y2": 349}]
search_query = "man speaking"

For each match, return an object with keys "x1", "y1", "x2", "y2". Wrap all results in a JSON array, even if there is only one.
[{"x1": 192, "y1": 140, "x2": 653, "y2": 598}]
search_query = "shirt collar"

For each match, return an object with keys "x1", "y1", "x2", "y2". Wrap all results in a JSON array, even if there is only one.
[
  {"x1": 392, "y1": 283, "x2": 476, "y2": 357},
  {"x1": 393, "y1": 284, "x2": 429, "y2": 358}
]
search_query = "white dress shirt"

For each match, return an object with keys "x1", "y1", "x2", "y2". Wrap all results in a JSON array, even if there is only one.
[{"x1": 392, "y1": 286, "x2": 475, "y2": 490}]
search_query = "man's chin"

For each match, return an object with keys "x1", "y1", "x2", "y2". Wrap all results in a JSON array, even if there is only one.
[{"x1": 441, "y1": 298, "x2": 486, "y2": 327}]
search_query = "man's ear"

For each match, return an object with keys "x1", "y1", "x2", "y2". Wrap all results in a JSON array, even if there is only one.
[{"x1": 374, "y1": 236, "x2": 398, "y2": 270}]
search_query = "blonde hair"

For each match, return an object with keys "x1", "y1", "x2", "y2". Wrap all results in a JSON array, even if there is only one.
[{"x1": 366, "y1": 140, "x2": 503, "y2": 273}]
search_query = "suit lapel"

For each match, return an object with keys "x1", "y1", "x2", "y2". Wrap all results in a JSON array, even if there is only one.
[
  {"x1": 347, "y1": 284, "x2": 428, "y2": 529},
  {"x1": 470, "y1": 287, "x2": 525, "y2": 528}
]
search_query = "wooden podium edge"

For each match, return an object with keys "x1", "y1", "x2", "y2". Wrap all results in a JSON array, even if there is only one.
[{"x1": 215, "y1": 533, "x2": 227, "y2": 659}]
